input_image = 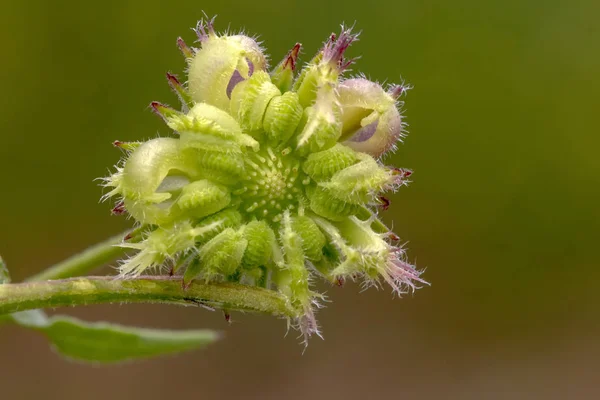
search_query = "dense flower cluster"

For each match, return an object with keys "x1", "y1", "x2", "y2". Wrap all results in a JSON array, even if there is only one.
[{"x1": 103, "y1": 17, "x2": 426, "y2": 340}]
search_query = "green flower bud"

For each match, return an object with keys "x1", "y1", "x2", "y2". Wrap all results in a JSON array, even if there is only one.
[
  {"x1": 194, "y1": 208, "x2": 243, "y2": 244},
  {"x1": 230, "y1": 71, "x2": 281, "y2": 132},
  {"x1": 306, "y1": 185, "x2": 360, "y2": 221},
  {"x1": 294, "y1": 27, "x2": 359, "y2": 107},
  {"x1": 338, "y1": 78, "x2": 407, "y2": 157},
  {"x1": 330, "y1": 216, "x2": 427, "y2": 294},
  {"x1": 120, "y1": 220, "x2": 223, "y2": 277},
  {"x1": 103, "y1": 19, "x2": 426, "y2": 343},
  {"x1": 117, "y1": 138, "x2": 196, "y2": 202},
  {"x1": 195, "y1": 149, "x2": 246, "y2": 185},
  {"x1": 263, "y1": 91, "x2": 304, "y2": 145},
  {"x1": 184, "y1": 228, "x2": 248, "y2": 285},
  {"x1": 319, "y1": 153, "x2": 399, "y2": 204},
  {"x1": 294, "y1": 85, "x2": 343, "y2": 154},
  {"x1": 241, "y1": 220, "x2": 276, "y2": 269},
  {"x1": 274, "y1": 211, "x2": 318, "y2": 341},
  {"x1": 175, "y1": 179, "x2": 230, "y2": 219},
  {"x1": 104, "y1": 137, "x2": 199, "y2": 225},
  {"x1": 292, "y1": 215, "x2": 326, "y2": 261},
  {"x1": 170, "y1": 102, "x2": 258, "y2": 152},
  {"x1": 302, "y1": 143, "x2": 359, "y2": 182},
  {"x1": 187, "y1": 17, "x2": 267, "y2": 111}
]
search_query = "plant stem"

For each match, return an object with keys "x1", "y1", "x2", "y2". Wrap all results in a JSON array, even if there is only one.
[
  {"x1": 0, "y1": 276, "x2": 297, "y2": 318},
  {"x1": 25, "y1": 229, "x2": 140, "y2": 282}
]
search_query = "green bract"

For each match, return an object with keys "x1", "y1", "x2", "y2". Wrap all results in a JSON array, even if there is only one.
[{"x1": 103, "y1": 17, "x2": 426, "y2": 341}]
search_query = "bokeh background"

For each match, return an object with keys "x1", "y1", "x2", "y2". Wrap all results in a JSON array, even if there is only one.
[{"x1": 1, "y1": 0, "x2": 599, "y2": 398}]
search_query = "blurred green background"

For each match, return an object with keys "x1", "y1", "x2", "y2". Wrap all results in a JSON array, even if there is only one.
[{"x1": 1, "y1": 0, "x2": 599, "y2": 398}]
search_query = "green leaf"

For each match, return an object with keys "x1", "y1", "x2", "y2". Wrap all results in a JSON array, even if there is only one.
[
  {"x1": 8, "y1": 311, "x2": 220, "y2": 363},
  {"x1": 10, "y1": 309, "x2": 48, "y2": 327},
  {"x1": 0, "y1": 255, "x2": 10, "y2": 284},
  {"x1": 38, "y1": 316, "x2": 220, "y2": 363}
]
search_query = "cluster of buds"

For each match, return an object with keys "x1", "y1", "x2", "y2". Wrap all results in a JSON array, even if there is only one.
[{"x1": 103, "y1": 17, "x2": 427, "y2": 341}]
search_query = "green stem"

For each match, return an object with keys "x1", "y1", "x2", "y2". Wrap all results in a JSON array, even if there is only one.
[
  {"x1": 25, "y1": 229, "x2": 140, "y2": 282},
  {"x1": 0, "y1": 276, "x2": 296, "y2": 318}
]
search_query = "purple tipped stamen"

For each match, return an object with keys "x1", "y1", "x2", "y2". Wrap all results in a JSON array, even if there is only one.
[
  {"x1": 384, "y1": 254, "x2": 429, "y2": 295},
  {"x1": 322, "y1": 26, "x2": 359, "y2": 71},
  {"x1": 340, "y1": 56, "x2": 359, "y2": 71},
  {"x1": 299, "y1": 307, "x2": 321, "y2": 345},
  {"x1": 194, "y1": 15, "x2": 216, "y2": 42}
]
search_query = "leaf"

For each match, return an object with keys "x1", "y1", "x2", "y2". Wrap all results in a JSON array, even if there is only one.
[
  {"x1": 10, "y1": 309, "x2": 48, "y2": 327},
  {"x1": 0, "y1": 255, "x2": 10, "y2": 284},
  {"x1": 38, "y1": 317, "x2": 220, "y2": 363},
  {"x1": 9, "y1": 311, "x2": 220, "y2": 363}
]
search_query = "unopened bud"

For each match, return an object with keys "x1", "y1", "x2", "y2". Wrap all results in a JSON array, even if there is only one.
[
  {"x1": 187, "y1": 17, "x2": 267, "y2": 110},
  {"x1": 338, "y1": 78, "x2": 405, "y2": 157}
]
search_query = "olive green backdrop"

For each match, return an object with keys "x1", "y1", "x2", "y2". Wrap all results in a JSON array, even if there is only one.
[{"x1": 1, "y1": 0, "x2": 598, "y2": 398}]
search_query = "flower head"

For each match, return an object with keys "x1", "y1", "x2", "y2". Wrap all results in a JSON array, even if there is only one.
[{"x1": 103, "y1": 17, "x2": 427, "y2": 342}]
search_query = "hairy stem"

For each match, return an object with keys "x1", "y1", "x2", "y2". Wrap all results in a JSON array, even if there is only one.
[
  {"x1": 25, "y1": 229, "x2": 141, "y2": 282},
  {"x1": 0, "y1": 276, "x2": 296, "y2": 318}
]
